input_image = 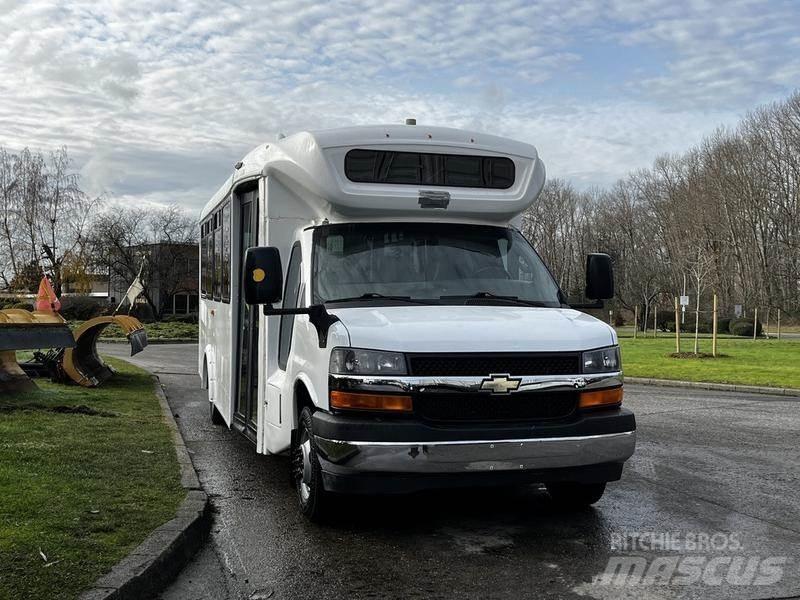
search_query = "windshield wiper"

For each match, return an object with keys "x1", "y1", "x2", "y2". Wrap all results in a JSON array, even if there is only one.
[
  {"x1": 325, "y1": 293, "x2": 433, "y2": 305},
  {"x1": 440, "y1": 292, "x2": 549, "y2": 308}
]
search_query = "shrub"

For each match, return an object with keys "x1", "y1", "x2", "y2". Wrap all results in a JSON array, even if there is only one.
[
  {"x1": 717, "y1": 317, "x2": 732, "y2": 334},
  {"x1": 59, "y1": 296, "x2": 104, "y2": 321},
  {"x1": 662, "y1": 317, "x2": 716, "y2": 333},
  {"x1": 129, "y1": 303, "x2": 156, "y2": 323},
  {"x1": 656, "y1": 310, "x2": 677, "y2": 331},
  {"x1": 729, "y1": 318, "x2": 763, "y2": 337},
  {"x1": 640, "y1": 309, "x2": 690, "y2": 331},
  {"x1": 162, "y1": 313, "x2": 198, "y2": 324}
]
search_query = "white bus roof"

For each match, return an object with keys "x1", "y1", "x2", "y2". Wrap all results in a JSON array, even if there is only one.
[{"x1": 201, "y1": 124, "x2": 545, "y2": 222}]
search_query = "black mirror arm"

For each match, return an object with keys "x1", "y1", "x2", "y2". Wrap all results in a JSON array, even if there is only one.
[{"x1": 262, "y1": 303, "x2": 340, "y2": 348}]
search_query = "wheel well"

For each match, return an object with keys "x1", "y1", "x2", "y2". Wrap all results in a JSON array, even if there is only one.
[{"x1": 294, "y1": 381, "x2": 314, "y2": 428}]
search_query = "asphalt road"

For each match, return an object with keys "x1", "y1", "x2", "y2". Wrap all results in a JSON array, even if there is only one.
[{"x1": 100, "y1": 343, "x2": 800, "y2": 600}]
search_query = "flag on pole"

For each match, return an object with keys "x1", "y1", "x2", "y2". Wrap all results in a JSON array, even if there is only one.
[
  {"x1": 115, "y1": 262, "x2": 145, "y2": 314},
  {"x1": 34, "y1": 276, "x2": 61, "y2": 312}
]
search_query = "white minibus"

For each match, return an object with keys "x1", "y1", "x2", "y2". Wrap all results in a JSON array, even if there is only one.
[{"x1": 199, "y1": 124, "x2": 635, "y2": 520}]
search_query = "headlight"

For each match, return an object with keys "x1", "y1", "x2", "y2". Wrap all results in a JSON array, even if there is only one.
[
  {"x1": 582, "y1": 346, "x2": 621, "y2": 373},
  {"x1": 329, "y1": 348, "x2": 407, "y2": 375}
]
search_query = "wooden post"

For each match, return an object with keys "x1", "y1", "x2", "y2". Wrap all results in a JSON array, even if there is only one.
[
  {"x1": 674, "y1": 297, "x2": 680, "y2": 354},
  {"x1": 753, "y1": 307, "x2": 758, "y2": 341},
  {"x1": 764, "y1": 307, "x2": 770, "y2": 339},
  {"x1": 633, "y1": 305, "x2": 639, "y2": 340},
  {"x1": 653, "y1": 305, "x2": 657, "y2": 338},
  {"x1": 609, "y1": 310, "x2": 613, "y2": 326},
  {"x1": 777, "y1": 308, "x2": 782, "y2": 340},
  {"x1": 712, "y1": 294, "x2": 718, "y2": 357}
]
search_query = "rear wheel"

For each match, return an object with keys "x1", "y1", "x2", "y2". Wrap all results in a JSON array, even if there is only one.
[
  {"x1": 291, "y1": 407, "x2": 329, "y2": 521},
  {"x1": 546, "y1": 482, "x2": 606, "y2": 508}
]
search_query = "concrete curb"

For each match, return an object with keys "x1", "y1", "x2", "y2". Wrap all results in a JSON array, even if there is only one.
[
  {"x1": 98, "y1": 338, "x2": 197, "y2": 345},
  {"x1": 79, "y1": 378, "x2": 211, "y2": 600},
  {"x1": 626, "y1": 376, "x2": 800, "y2": 398}
]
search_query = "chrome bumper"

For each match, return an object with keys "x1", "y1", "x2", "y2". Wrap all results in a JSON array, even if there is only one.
[{"x1": 315, "y1": 430, "x2": 636, "y2": 474}]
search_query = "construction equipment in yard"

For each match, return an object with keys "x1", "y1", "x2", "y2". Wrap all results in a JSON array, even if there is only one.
[
  {"x1": 61, "y1": 315, "x2": 148, "y2": 387},
  {"x1": 0, "y1": 309, "x2": 75, "y2": 392},
  {"x1": 0, "y1": 309, "x2": 148, "y2": 392}
]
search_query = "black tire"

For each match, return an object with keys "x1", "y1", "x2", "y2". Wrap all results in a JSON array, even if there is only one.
[
  {"x1": 291, "y1": 407, "x2": 329, "y2": 521},
  {"x1": 546, "y1": 482, "x2": 606, "y2": 508}
]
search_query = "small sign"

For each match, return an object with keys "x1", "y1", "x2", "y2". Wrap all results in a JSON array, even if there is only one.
[
  {"x1": 734, "y1": 304, "x2": 743, "y2": 317},
  {"x1": 680, "y1": 295, "x2": 689, "y2": 306}
]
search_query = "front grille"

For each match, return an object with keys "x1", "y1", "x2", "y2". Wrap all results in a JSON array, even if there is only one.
[
  {"x1": 414, "y1": 391, "x2": 578, "y2": 423},
  {"x1": 408, "y1": 353, "x2": 580, "y2": 376}
]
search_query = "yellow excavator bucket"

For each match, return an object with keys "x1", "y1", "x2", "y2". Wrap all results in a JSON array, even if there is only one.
[
  {"x1": 61, "y1": 315, "x2": 148, "y2": 387},
  {"x1": 0, "y1": 309, "x2": 76, "y2": 393}
]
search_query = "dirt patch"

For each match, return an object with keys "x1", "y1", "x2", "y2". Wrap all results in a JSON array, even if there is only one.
[
  {"x1": 668, "y1": 352, "x2": 729, "y2": 359},
  {"x1": 0, "y1": 403, "x2": 116, "y2": 417}
]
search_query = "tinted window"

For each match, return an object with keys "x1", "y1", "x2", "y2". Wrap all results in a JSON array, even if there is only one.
[
  {"x1": 200, "y1": 226, "x2": 208, "y2": 297},
  {"x1": 278, "y1": 244, "x2": 302, "y2": 370},
  {"x1": 221, "y1": 201, "x2": 231, "y2": 302},
  {"x1": 312, "y1": 223, "x2": 560, "y2": 306},
  {"x1": 213, "y1": 223, "x2": 222, "y2": 301},
  {"x1": 344, "y1": 149, "x2": 514, "y2": 189}
]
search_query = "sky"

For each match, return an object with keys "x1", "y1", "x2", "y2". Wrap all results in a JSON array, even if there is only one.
[{"x1": 1, "y1": 0, "x2": 799, "y2": 214}]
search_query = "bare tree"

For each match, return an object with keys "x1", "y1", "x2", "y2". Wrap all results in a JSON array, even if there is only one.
[
  {"x1": 520, "y1": 90, "x2": 800, "y2": 322},
  {"x1": 687, "y1": 247, "x2": 714, "y2": 353},
  {"x1": 89, "y1": 205, "x2": 197, "y2": 319},
  {"x1": 0, "y1": 145, "x2": 93, "y2": 294}
]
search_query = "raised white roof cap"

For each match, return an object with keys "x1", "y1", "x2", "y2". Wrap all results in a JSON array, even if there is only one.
[{"x1": 202, "y1": 124, "x2": 545, "y2": 222}]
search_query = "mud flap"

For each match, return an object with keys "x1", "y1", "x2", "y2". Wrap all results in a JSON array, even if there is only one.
[{"x1": 61, "y1": 316, "x2": 149, "y2": 387}]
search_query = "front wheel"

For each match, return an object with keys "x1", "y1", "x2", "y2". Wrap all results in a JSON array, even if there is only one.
[
  {"x1": 291, "y1": 407, "x2": 329, "y2": 521},
  {"x1": 546, "y1": 482, "x2": 606, "y2": 508}
]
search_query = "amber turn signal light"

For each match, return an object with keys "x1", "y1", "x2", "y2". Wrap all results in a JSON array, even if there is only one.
[
  {"x1": 330, "y1": 390, "x2": 413, "y2": 412},
  {"x1": 579, "y1": 386, "x2": 623, "y2": 409}
]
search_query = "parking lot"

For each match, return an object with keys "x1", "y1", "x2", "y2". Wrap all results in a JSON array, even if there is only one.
[{"x1": 101, "y1": 343, "x2": 800, "y2": 600}]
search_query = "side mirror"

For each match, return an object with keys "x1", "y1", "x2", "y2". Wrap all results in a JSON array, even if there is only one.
[
  {"x1": 243, "y1": 246, "x2": 282, "y2": 305},
  {"x1": 586, "y1": 253, "x2": 614, "y2": 300}
]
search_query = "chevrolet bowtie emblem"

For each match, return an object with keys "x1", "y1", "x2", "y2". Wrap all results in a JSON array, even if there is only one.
[{"x1": 480, "y1": 374, "x2": 522, "y2": 394}]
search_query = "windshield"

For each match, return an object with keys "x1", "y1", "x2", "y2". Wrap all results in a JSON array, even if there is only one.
[{"x1": 312, "y1": 223, "x2": 562, "y2": 306}]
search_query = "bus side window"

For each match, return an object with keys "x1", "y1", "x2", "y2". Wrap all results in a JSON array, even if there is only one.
[
  {"x1": 221, "y1": 201, "x2": 231, "y2": 302},
  {"x1": 278, "y1": 243, "x2": 302, "y2": 370}
]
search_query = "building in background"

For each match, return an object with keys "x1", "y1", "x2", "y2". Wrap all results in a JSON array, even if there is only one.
[{"x1": 109, "y1": 242, "x2": 199, "y2": 317}]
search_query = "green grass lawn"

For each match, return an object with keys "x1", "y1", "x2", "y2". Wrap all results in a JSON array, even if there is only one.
[
  {"x1": 0, "y1": 359, "x2": 184, "y2": 600},
  {"x1": 620, "y1": 337, "x2": 800, "y2": 389},
  {"x1": 69, "y1": 320, "x2": 198, "y2": 340}
]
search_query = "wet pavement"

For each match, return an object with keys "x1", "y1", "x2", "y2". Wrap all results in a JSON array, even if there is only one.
[{"x1": 100, "y1": 343, "x2": 800, "y2": 600}]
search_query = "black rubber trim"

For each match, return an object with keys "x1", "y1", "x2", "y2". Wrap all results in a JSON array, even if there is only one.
[
  {"x1": 312, "y1": 407, "x2": 635, "y2": 443},
  {"x1": 320, "y1": 461, "x2": 624, "y2": 495}
]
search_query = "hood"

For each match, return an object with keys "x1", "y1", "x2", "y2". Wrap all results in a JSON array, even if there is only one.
[{"x1": 330, "y1": 305, "x2": 616, "y2": 353}]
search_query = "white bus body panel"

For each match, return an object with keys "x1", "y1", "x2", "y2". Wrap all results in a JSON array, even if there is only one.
[{"x1": 199, "y1": 124, "x2": 550, "y2": 456}]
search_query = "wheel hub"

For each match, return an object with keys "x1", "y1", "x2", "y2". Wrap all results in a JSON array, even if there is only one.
[{"x1": 297, "y1": 431, "x2": 313, "y2": 503}]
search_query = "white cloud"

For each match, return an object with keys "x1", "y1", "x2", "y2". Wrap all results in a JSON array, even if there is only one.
[{"x1": 0, "y1": 0, "x2": 797, "y2": 215}]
